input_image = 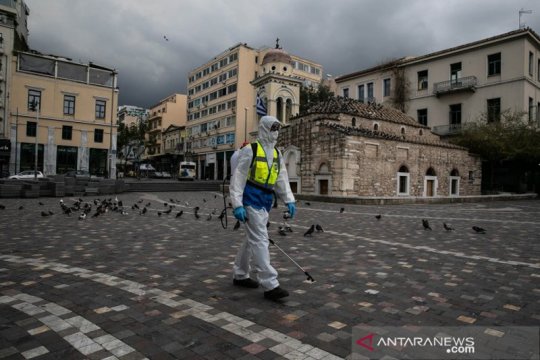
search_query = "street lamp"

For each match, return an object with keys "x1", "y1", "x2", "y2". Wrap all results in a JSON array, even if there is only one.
[{"x1": 30, "y1": 100, "x2": 39, "y2": 180}]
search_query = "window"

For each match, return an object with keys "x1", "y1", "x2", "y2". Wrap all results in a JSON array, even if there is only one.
[
  {"x1": 367, "y1": 82, "x2": 374, "y2": 101},
  {"x1": 397, "y1": 165, "x2": 409, "y2": 196},
  {"x1": 94, "y1": 129, "x2": 103, "y2": 143},
  {"x1": 529, "y1": 97, "x2": 535, "y2": 123},
  {"x1": 450, "y1": 169, "x2": 460, "y2": 196},
  {"x1": 27, "y1": 89, "x2": 41, "y2": 111},
  {"x1": 342, "y1": 88, "x2": 349, "y2": 98},
  {"x1": 487, "y1": 53, "x2": 501, "y2": 76},
  {"x1": 450, "y1": 62, "x2": 462, "y2": 83},
  {"x1": 417, "y1": 70, "x2": 428, "y2": 90},
  {"x1": 62, "y1": 126, "x2": 72, "y2": 140},
  {"x1": 26, "y1": 121, "x2": 36, "y2": 137},
  {"x1": 529, "y1": 52, "x2": 534, "y2": 76},
  {"x1": 358, "y1": 85, "x2": 365, "y2": 102},
  {"x1": 417, "y1": 108, "x2": 428, "y2": 126},
  {"x1": 63, "y1": 95, "x2": 75, "y2": 115},
  {"x1": 487, "y1": 98, "x2": 501, "y2": 123},
  {"x1": 538, "y1": 59, "x2": 540, "y2": 81},
  {"x1": 383, "y1": 78, "x2": 391, "y2": 97},
  {"x1": 95, "y1": 100, "x2": 106, "y2": 119},
  {"x1": 449, "y1": 104, "x2": 462, "y2": 126}
]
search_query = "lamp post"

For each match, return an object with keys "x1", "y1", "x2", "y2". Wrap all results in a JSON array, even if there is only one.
[
  {"x1": 31, "y1": 100, "x2": 39, "y2": 180},
  {"x1": 244, "y1": 107, "x2": 248, "y2": 142}
]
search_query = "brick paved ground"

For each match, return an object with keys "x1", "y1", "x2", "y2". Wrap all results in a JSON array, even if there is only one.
[{"x1": 0, "y1": 193, "x2": 538, "y2": 359}]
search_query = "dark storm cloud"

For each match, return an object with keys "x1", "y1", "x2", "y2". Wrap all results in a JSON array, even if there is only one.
[{"x1": 25, "y1": 0, "x2": 540, "y2": 108}]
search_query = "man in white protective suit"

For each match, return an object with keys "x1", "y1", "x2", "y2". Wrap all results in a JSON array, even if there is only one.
[{"x1": 229, "y1": 115, "x2": 296, "y2": 301}]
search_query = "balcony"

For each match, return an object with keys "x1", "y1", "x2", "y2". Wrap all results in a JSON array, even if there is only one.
[
  {"x1": 431, "y1": 123, "x2": 462, "y2": 136},
  {"x1": 433, "y1": 76, "x2": 477, "y2": 97}
]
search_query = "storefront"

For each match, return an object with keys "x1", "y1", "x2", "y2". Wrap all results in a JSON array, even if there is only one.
[
  {"x1": 56, "y1": 145, "x2": 78, "y2": 174},
  {"x1": 0, "y1": 139, "x2": 10, "y2": 177},
  {"x1": 19, "y1": 142, "x2": 44, "y2": 172},
  {"x1": 89, "y1": 148, "x2": 108, "y2": 176}
]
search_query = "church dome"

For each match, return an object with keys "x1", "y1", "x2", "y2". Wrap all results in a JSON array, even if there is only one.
[{"x1": 262, "y1": 47, "x2": 293, "y2": 66}]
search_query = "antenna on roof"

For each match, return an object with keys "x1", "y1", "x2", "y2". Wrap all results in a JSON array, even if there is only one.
[{"x1": 519, "y1": 8, "x2": 532, "y2": 29}]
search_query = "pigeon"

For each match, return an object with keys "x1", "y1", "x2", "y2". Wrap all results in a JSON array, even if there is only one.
[
  {"x1": 121, "y1": 210, "x2": 128, "y2": 215},
  {"x1": 163, "y1": 35, "x2": 169, "y2": 41},
  {"x1": 315, "y1": 224, "x2": 324, "y2": 232},
  {"x1": 137, "y1": 199, "x2": 143, "y2": 203},
  {"x1": 375, "y1": 214, "x2": 382, "y2": 220},
  {"x1": 78, "y1": 213, "x2": 86, "y2": 220},
  {"x1": 0, "y1": 204, "x2": 5, "y2": 210},
  {"x1": 163, "y1": 208, "x2": 172, "y2": 215},
  {"x1": 132, "y1": 204, "x2": 139, "y2": 210},
  {"x1": 194, "y1": 212, "x2": 200, "y2": 219},
  {"x1": 18, "y1": 206, "x2": 24, "y2": 210},
  {"x1": 443, "y1": 223, "x2": 454, "y2": 231},
  {"x1": 164, "y1": 203, "x2": 168, "y2": 207},
  {"x1": 176, "y1": 211, "x2": 184, "y2": 218},
  {"x1": 278, "y1": 227, "x2": 287, "y2": 236},
  {"x1": 157, "y1": 212, "x2": 162, "y2": 217},
  {"x1": 283, "y1": 211, "x2": 291, "y2": 220},
  {"x1": 41, "y1": 211, "x2": 49, "y2": 217},
  {"x1": 304, "y1": 224, "x2": 315, "y2": 237},
  {"x1": 472, "y1": 226, "x2": 486, "y2": 234},
  {"x1": 146, "y1": 202, "x2": 151, "y2": 207},
  {"x1": 422, "y1": 219, "x2": 432, "y2": 230},
  {"x1": 305, "y1": 202, "x2": 311, "y2": 206},
  {"x1": 141, "y1": 207, "x2": 147, "y2": 215},
  {"x1": 233, "y1": 220, "x2": 241, "y2": 230},
  {"x1": 203, "y1": 198, "x2": 206, "y2": 203},
  {"x1": 39, "y1": 202, "x2": 44, "y2": 206},
  {"x1": 206, "y1": 213, "x2": 212, "y2": 221},
  {"x1": 339, "y1": 207, "x2": 345, "y2": 213},
  {"x1": 48, "y1": 211, "x2": 54, "y2": 215},
  {"x1": 284, "y1": 224, "x2": 293, "y2": 233}
]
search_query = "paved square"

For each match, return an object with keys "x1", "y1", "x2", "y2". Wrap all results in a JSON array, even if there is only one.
[{"x1": 0, "y1": 193, "x2": 538, "y2": 359}]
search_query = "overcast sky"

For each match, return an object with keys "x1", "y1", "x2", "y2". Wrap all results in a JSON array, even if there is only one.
[{"x1": 25, "y1": 0, "x2": 540, "y2": 109}]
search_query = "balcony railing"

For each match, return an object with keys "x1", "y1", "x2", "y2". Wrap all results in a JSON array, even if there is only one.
[
  {"x1": 431, "y1": 123, "x2": 462, "y2": 136},
  {"x1": 433, "y1": 76, "x2": 477, "y2": 97}
]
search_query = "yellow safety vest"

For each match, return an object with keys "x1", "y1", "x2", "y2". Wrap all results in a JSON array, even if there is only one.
[{"x1": 247, "y1": 141, "x2": 280, "y2": 191}]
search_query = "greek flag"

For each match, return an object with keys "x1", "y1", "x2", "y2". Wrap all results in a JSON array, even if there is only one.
[{"x1": 256, "y1": 94, "x2": 267, "y2": 116}]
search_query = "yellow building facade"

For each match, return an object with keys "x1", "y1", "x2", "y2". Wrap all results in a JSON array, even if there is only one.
[{"x1": 9, "y1": 51, "x2": 118, "y2": 177}]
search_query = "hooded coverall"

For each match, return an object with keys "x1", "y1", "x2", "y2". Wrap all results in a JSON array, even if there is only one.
[{"x1": 229, "y1": 116, "x2": 295, "y2": 291}]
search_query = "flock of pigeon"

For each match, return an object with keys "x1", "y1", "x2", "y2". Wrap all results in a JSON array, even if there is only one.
[{"x1": 0, "y1": 198, "x2": 487, "y2": 235}]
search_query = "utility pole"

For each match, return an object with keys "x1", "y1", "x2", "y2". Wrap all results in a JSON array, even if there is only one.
[
  {"x1": 31, "y1": 100, "x2": 39, "y2": 180},
  {"x1": 244, "y1": 107, "x2": 248, "y2": 142}
]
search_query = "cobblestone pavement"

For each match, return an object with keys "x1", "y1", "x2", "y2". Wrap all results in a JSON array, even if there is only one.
[{"x1": 0, "y1": 193, "x2": 538, "y2": 359}]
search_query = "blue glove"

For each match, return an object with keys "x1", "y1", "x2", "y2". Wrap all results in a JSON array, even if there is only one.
[
  {"x1": 286, "y1": 202, "x2": 296, "y2": 219},
  {"x1": 233, "y1": 206, "x2": 247, "y2": 222}
]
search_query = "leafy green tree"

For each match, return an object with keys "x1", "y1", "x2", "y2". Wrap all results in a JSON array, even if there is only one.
[
  {"x1": 117, "y1": 120, "x2": 148, "y2": 168},
  {"x1": 450, "y1": 110, "x2": 540, "y2": 193},
  {"x1": 300, "y1": 82, "x2": 334, "y2": 114}
]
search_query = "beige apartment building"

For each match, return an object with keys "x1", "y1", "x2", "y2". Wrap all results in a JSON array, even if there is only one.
[
  {"x1": 0, "y1": 0, "x2": 30, "y2": 177},
  {"x1": 9, "y1": 52, "x2": 118, "y2": 177},
  {"x1": 335, "y1": 28, "x2": 540, "y2": 136},
  {"x1": 144, "y1": 93, "x2": 187, "y2": 172},
  {"x1": 186, "y1": 42, "x2": 322, "y2": 180}
]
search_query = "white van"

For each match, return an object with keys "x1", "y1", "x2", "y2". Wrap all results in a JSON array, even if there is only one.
[{"x1": 178, "y1": 161, "x2": 196, "y2": 181}]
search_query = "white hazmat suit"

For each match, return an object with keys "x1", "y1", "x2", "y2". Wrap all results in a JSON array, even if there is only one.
[{"x1": 230, "y1": 116, "x2": 295, "y2": 292}]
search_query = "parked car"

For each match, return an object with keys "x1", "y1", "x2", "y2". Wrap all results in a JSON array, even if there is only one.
[
  {"x1": 8, "y1": 170, "x2": 45, "y2": 180},
  {"x1": 151, "y1": 171, "x2": 163, "y2": 178},
  {"x1": 64, "y1": 170, "x2": 91, "y2": 178},
  {"x1": 161, "y1": 171, "x2": 172, "y2": 179}
]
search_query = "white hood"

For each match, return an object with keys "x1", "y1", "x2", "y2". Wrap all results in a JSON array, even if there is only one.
[{"x1": 257, "y1": 116, "x2": 281, "y2": 166}]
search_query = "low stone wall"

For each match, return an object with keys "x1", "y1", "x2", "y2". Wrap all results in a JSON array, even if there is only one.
[
  {"x1": 0, "y1": 177, "x2": 128, "y2": 198},
  {"x1": 295, "y1": 192, "x2": 537, "y2": 205}
]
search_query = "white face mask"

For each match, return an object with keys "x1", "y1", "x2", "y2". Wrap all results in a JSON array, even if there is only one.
[{"x1": 270, "y1": 130, "x2": 279, "y2": 142}]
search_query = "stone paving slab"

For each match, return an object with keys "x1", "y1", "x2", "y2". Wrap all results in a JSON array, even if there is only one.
[{"x1": 0, "y1": 193, "x2": 539, "y2": 359}]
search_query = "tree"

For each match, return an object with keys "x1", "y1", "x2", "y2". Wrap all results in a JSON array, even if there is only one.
[
  {"x1": 117, "y1": 120, "x2": 148, "y2": 170},
  {"x1": 300, "y1": 82, "x2": 334, "y2": 114},
  {"x1": 449, "y1": 110, "x2": 540, "y2": 193}
]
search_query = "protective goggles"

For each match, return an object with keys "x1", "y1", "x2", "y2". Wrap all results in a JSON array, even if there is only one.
[{"x1": 270, "y1": 123, "x2": 281, "y2": 132}]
